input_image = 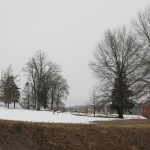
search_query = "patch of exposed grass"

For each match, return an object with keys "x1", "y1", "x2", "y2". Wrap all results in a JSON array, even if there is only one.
[
  {"x1": 0, "y1": 119, "x2": 150, "y2": 150},
  {"x1": 92, "y1": 119, "x2": 150, "y2": 126}
]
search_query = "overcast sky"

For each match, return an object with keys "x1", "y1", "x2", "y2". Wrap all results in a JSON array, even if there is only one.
[{"x1": 0, "y1": 0, "x2": 150, "y2": 106}]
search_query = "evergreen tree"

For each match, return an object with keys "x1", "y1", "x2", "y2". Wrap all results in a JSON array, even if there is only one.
[
  {"x1": 11, "y1": 76, "x2": 20, "y2": 108},
  {"x1": 111, "y1": 68, "x2": 134, "y2": 118},
  {"x1": 21, "y1": 82, "x2": 33, "y2": 109},
  {"x1": 0, "y1": 66, "x2": 20, "y2": 108}
]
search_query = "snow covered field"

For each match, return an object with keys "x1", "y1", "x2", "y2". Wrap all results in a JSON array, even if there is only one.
[{"x1": 0, "y1": 106, "x2": 146, "y2": 124}]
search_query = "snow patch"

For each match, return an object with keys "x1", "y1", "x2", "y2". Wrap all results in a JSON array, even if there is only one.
[{"x1": 0, "y1": 107, "x2": 146, "y2": 124}]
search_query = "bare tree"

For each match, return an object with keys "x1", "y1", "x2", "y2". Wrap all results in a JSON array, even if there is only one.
[
  {"x1": 48, "y1": 63, "x2": 61, "y2": 110},
  {"x1": 89, "y1": 86, "x2": 98, "y2": 117},
  {"x1": 132, "y1": 7, "x2": 150, "y2": 48},
  {"x1": 132, "y1": 6, "x2": 150, "y2": 93},
  {"x1": 55, "y1": 76, "x2": 69, "y2": 112},
  {"x1": 23, "y1": 50, "x2": 49, "y2": 110},
  {"x1": 23, "y1": 50, "x2": 69, "y2": 111},
  {"x1": 89, "y1": 27, "x2": 148, "y2": 118}
]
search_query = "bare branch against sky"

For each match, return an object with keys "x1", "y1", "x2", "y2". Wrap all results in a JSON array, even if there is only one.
[{"x1": 0, "y1": 0, "x2": 149, "y2": 106}]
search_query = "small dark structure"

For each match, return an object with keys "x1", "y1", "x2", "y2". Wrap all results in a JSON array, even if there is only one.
[{"x1": 140, "y1": 102, "x2": 150, "y2": 119}]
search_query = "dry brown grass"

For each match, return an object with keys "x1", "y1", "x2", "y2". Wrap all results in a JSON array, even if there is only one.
[{"x1": 0, "y1": 119, "x2": 150, "y2": 150}]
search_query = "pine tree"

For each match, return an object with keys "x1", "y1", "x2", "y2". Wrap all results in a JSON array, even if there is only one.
[
  {"x1": 10, "y1": 76, "x2": 20, "y2": 108},
  {"x1": 21, "y1": 82, "x2": 34, "y2": 109},
  {"x1": 0, "y1": 66, "x2": 20, "y2": 108},
  {"x1": 111, "y1": 69, "x2": 134, "y2": 118}
]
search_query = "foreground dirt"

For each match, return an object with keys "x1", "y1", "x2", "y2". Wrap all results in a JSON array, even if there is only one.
[{"x1": 0, "y1": 119, "x2": 150, "y2": 150}]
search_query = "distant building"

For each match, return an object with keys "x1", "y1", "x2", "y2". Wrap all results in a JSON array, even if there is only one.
[{"x1": 140, "y1": 101, "x2": 150, "y2": 119}]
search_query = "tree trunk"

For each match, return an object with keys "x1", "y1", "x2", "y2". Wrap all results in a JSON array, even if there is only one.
[
  {"x1": 94, "y1": 107, "x2": 95, "y2": 117},
  {"x1": 37, "y1": 101, "x2": 40, "y2": 111},
  {"x1": 14, "y1": 101, "x2": 15, "y2": 108},
  {"x1": 8, "y1": 99, "x2": 9, "y2": 108},
  {"x1": 57, "y1": 99, "x2": 59, "y2": 113},
  {"x1": 118, "y1": 107, "x2": 124, "y2": 119},
  {"x1": 34, "y1": 98, "x2": 36, "y2": 109},
  {"x1": 51, "y1": 94, "x2": 54, "y2": 110},
  {"x1": 51, "y1": 100, "x2": 53, "y2": 110}
]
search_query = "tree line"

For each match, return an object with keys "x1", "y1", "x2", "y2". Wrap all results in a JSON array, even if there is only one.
[
  {"x1": 89, "y1": 6, "x2": 150, "y2": 118},
  {"x1": 0, "y1": 50, "x2": 69, "y2": 111}
]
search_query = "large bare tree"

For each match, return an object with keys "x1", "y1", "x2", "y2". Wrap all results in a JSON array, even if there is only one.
[
  {"x1": 89, "y1": 27, "x2": 148, "y2": 118},
  {"x1": 23, "y1": 50, "x2": 48, "y2": 110},
  {"x1": 22, "y1": 50, "x2": 69, "y2": 111},
  {"x1": 132, "y1": 7, "x2": 150, "y2": 47},
  {"x1": 132, "y1": 6, "x2": 150, "y2": 94}
]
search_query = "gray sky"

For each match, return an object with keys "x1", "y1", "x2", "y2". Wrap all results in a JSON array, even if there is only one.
[{"x1": 0, "y1": 0, "x2": 150, "y2": 106}]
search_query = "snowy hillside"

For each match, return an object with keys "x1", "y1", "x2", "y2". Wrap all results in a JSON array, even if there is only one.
[{"x1": 0, "y1": 105, "x2": 146, "y2": 124}]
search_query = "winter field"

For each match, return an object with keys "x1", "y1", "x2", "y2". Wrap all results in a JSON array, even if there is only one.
[
  {"x1": 0, "y1": 115, "x2": 150, "y2": 150},
  {"x1": 0, "y1": 103, "x2": 146, "y2": 124},
  {"x1": 0, "y1": 103, "x2": 150, "y2": 150}
]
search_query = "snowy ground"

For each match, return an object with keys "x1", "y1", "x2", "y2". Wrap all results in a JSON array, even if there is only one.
[{"x1": 0, "y1": 105, "x2": 146, "y2": 124}]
